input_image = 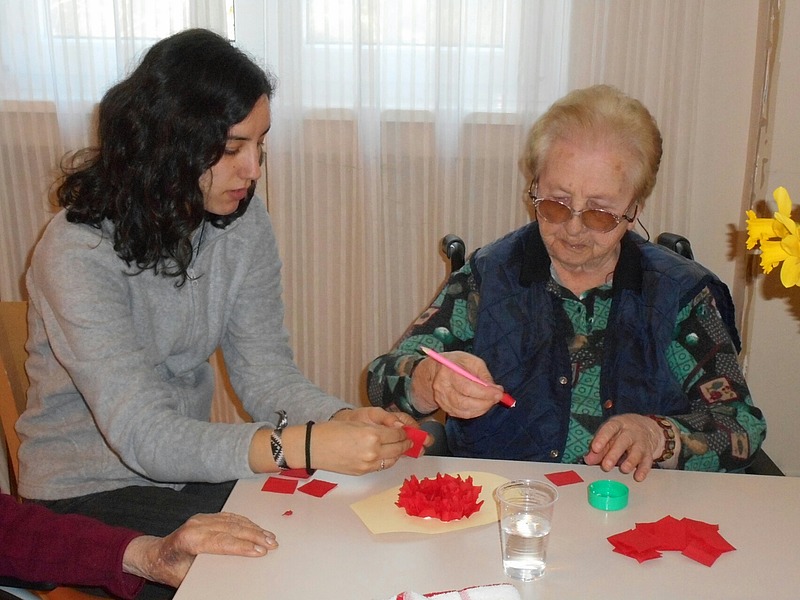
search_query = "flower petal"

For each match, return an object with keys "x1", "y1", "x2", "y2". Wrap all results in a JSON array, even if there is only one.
[
  {"x1": 779, "y1": 255, "x2": 800, "y2": 288},
  {"x1": 758, "y1": 240, "x2": 789, "y2": 274},
  {"x1": 774, "y1": 212, "x2": 798, "y2": 237},
  {"x1": 773, "y1": 186, "x2": 793, "y2": 217},
  {"x1": 745, "y1": 210, "x2": 778, "y2": 249}
]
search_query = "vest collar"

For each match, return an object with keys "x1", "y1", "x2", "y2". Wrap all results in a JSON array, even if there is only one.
[{"x1": 519, "y1": 223, "x2": 643, "y2": 293}]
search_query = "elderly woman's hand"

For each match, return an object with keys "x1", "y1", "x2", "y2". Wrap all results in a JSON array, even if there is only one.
[
  {"x1": 584, "y1": 414, "x2": 678, "y2": 482},
  {"x1": 122, "y1": 513, "x2": 277, "y2": 588},
  {"x1": 410, "y1": 351, "x2": 506, "y2": 419}
]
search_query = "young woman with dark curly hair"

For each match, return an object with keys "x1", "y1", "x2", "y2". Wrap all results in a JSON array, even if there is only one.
[{"x1": 17, "y1": 30, "x2": 422, "y2": 598}]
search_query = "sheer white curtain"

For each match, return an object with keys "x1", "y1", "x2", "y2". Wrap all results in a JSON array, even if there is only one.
[
  {"x1": 0, "y1": 0, "x2": 229, "y2": 490},
  {"x1": 568, "y1": 1, "x2": 704, "y2": 238},
  {"x1": 0, "y1": 0, "x2": 711, "y2": 413},
  {"x1": 0, "y1": 0, "x2": 228, "y2": 303},
  {"x1": 236, "y1": 0, "x2": 571, "y2": 405},
  {"x1": 235, "y1": 0, "x2": 706, "y2": 406}
]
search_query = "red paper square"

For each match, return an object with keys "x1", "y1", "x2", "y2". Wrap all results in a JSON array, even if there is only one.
[
  {"x1": 298, "y1": 479, "x2": 338, "y2": 498},
  {"x1": 281, "y1": 468, "x2": 314, "y2": 479},
  {"x1": 639, "y1": 515, "x2": 687, "y2": 551},
  {"x1": 544, "y1": 470, "x2": 584, "y2": 486},
  {"x1": 402, "y1": 426, "x2": 427, "y2": 458},
  {"x1": 261, "y1": 477, "x2": 298, "y2": 494},
  {"x1": 613, "y1": 547, "x2": 662, "y2": 563},
  {"x1": 610, "y1": 516, "x2": 735, "y2": 567},
  {"x1": 608, "y1": 529, "x2": 661, "y2": 554},
  {"x1": 694, "y1": 529, "x2": 736, "y2": 553},
  {"x1": 682, "y1": 538, "x2": 724, "y2": 567}
]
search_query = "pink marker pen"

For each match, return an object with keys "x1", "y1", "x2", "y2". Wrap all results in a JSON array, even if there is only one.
[{"x1": 420, "y1": 346, "x2": 516, "y2": 408}]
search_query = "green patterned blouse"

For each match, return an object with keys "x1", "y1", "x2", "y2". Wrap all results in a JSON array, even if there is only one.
[{"x1": 367, "y1": 262, "x2": 766, "y2": 471}]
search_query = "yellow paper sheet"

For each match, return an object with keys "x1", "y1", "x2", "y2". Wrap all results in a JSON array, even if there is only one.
[{"x1": 350, "y1": 471, "x2": 509, "y2": 534}]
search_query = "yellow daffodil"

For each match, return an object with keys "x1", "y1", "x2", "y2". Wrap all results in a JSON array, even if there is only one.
[
  {"x1": 746, "y1": 210, "x2": 777, "y2": 249},
  {"x1": 746, "y1": 186, "x2": 800, "y2": 289},
  {"x1": 774, "y1": 210, "x2": 798, "y2": 238},
  {"x1": 772, "y1": 186, "x2": 795, "y2": 238},
  {"x1": 758, "y1": 240, "x2": 788, "y2": 274}
]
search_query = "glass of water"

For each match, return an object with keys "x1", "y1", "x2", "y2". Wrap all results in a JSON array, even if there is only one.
[{"x1": 494, "y1": 479, "x2": 559, "y2": 581}]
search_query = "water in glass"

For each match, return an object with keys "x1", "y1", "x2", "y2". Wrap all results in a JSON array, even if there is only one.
[{"x1": 500, "y1": 513, "x2": 551, "y2": 581}]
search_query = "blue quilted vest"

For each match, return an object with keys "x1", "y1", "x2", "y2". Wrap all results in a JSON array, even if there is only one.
[{"x1": 445, "y1": 223, "x2": 739, "y2": 461}]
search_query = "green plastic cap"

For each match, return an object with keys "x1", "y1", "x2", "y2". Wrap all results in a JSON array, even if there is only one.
[{"x1": 587, "y1": 480, "x2": 629, "y2": 511}]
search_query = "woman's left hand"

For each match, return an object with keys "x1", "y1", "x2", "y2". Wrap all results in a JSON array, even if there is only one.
[{"x1": 584, "y1": 414, "x2": 671, "y2": 482}]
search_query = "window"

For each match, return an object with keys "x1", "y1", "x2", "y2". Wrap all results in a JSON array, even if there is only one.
[{"x1": 0, "y1": 0, "x2": 234, "y2": 103}]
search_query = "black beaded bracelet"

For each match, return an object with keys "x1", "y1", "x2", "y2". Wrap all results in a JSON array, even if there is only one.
[
  {"x1": 270, "y1": 410, "x2": 289, "y2": 470},
  {"x1": 305, "y1": 420, "x2": 316, "y2": 475}
]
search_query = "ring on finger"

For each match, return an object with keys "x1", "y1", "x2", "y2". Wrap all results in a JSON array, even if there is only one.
[{"x1": 379, "y1": 458, "x2": 386, "y2": 471}]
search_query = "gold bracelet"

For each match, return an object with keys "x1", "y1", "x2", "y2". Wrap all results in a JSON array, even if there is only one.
[{"x1": 648, "y1": 415, "x2": 676, "y2": 463}]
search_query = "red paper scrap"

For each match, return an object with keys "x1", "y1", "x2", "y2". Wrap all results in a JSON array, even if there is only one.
[
  {"x1": 261, "y1": 477, "x2": 298, "y2": 494},
  {"x1": 694, "y1": 529, "x2": 736, "y2": 553},
  {"x1": 402, "y1": 426, "x2": 427, "y2": 458},
  {"x1": 682, "y1": 538, "x2": 725, "y2": 567},
  {"x1": 298, "y1": 479, "x2": 338, "y2": 497},
  {"x1": 544, "y1": 470, "x2": 584, "y2": 486},
  {"x1": 396, "y1": 473, "x2": 483, "y2": 522},
  {"x1": 637, "y1": 516, "x2": 687, "y2": 551},
  {"x1": 612, "y1": 546, "x2": 662, "y2": 563},
  {"x1": 608, "y1": 515, "x2": 735, "y2": 566},
  {"x1": 281, "y1": 468, "x2": 314, "y2": 479},
  {"x1": 608, "y1": 529, "x2": 661, "y2": 554},
  {"x1": 681, "y1": 517, "x2": 720, "y2": 536},
  {"x1": 282, "y1": 510, "x2": 293, "y2": 516}
]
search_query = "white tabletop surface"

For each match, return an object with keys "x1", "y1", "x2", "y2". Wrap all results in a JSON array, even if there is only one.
[{"x1": 175, "y1": 455, "x2": 799, "y2": 600}]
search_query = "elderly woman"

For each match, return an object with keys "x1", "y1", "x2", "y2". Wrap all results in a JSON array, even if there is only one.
[{"x1": 367, "y1": 84, "x2": 766, "y2": 482}]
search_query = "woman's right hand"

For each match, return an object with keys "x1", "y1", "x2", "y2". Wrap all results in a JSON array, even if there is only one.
[
  {"x1": 249, "y1": 421, "x2": 413, "y2": 475},
  {"x1": 299, "y1": 419, "x2": 413, "y2": 475},
  {"x1": 410, "y1": 351, "x2": 505, "y2": 419}
]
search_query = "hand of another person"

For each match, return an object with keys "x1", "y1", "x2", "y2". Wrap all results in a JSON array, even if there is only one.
[
  {"x1": 332, "y1": 406, "x2": 434, "y2": 453},
  {"x1": 308, "y1": 419, "x2": 414, "y2": 474},
  {"x1": 122, "y1": 513, "x2": 277, "y2": 588},
  {"x1": 410, "y1": 351, "x2": 506, "y2": 419},
  {"x1": 584, "y1": 414, "x2": 675, "y2": 482}
]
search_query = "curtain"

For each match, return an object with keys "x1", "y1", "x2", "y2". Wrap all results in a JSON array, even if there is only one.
[
  {"x1": 568, "y1": 1, "x2": 704, "y2": 238},
  {"x1": 0, "y1": 0, "x2": 228, "y2": 304},
  {"x1": 236, "y1": 0, "x2": 705, "y2": 406},
  {"x1": 0, "y1": 0, "x2": 710, "y2": 416},
  {"x1": 236, "y1": 0, "x2": 571, "y2": 405}
]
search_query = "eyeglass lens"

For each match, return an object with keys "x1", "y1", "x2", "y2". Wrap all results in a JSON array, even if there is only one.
[{"x1": 536, "y1": 199, "x2": 620, "y2": 232}]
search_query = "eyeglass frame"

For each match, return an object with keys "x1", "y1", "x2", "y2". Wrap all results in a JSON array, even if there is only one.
[{"x1": 526, "y1": 180, "x2": 639, "y2": 233}]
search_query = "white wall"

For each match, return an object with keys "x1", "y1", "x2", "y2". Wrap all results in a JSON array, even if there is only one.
[
  {"x1": 690, "y1": 1, "x2": 799, "y2": 476},
  {"x1": 745, "y1": 0, "x2": 800, "y2": 476}
]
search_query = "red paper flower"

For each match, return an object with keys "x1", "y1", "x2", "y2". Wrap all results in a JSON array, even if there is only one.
[{"x1": 395, "y1": 473, "x2": 483, "y2": 522}]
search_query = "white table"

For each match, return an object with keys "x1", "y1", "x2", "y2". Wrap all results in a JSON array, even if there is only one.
[{"x1": 175, "y1": 456, "x2": 799, "y2": 600}]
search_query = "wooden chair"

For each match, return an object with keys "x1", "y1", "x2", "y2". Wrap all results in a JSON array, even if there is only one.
[
  {"x1": 0, "y1": 301, "x2": 99, "y2": 600},
  {"x1": 0, "y1": 301, "x2": 28, "y2": 498}
]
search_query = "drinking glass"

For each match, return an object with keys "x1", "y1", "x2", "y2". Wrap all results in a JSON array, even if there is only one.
[{"x1": 495, "y1": 479, "x2": 558, "y2": 581}]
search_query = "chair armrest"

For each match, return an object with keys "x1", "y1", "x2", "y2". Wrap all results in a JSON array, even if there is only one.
[
  {"x1": 0, "y1": 577, "x2": 56, "y2": 592},
  {"x1": 745, "y1": 448, "x2": 784, "y2": 476}
]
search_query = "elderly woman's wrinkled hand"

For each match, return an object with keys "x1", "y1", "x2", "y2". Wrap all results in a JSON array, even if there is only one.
[
  {"x1": 122, "y1": 512, "x2": 277, "y2": 588},
  {"x1": 584, "y1": 414, "x2": 666, "y2": 482},
  {"x1": 410, "y1": 351, "x2": 506, "y2": 419}
]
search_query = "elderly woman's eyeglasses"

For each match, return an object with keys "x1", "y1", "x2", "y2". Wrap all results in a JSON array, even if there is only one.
[{"x1": 527, "y1": 182, "x2": 638, "y2": 233}]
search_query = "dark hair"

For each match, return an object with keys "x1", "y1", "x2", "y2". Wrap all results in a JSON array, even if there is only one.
[{"x1": 57, "y1": 28, "x2": 276, "y2": 284}]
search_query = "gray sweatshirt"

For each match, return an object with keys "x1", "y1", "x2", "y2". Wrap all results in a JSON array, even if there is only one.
[{"x1": 18, "y1": 198, "x2": 350, "y2": 500}]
